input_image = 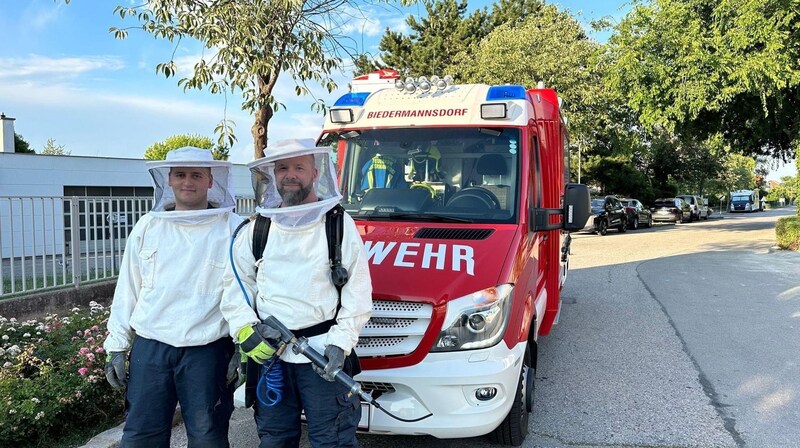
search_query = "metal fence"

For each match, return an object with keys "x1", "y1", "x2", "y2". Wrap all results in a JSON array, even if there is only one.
[{"x1": 1, "y1": 196, "x2": 256, "y2": 298}]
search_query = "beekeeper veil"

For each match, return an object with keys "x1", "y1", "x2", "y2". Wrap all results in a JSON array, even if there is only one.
[
  {"x1": 146, "y1": 147, "x2": 236, "y2": 220},
  {"x1": 248, "y1": 139, "x2": 342, "y2": 228}
]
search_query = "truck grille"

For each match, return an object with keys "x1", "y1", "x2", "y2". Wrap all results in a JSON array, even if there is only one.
[{"x1": 356, "y1": 300, "x2": 433, "y2": 357}]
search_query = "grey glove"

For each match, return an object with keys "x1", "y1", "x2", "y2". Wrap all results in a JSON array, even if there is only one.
[
  {"x1": 254, "y1": 322, "x2": 282, "y2": 343},
  {"x1": 313, "y1": 345, "x2": 345, "y2": 382},
  {"x1": 105, "y1": 351, "x2": 128, "y2": 389},
  {"x1": 226, "y1": 345, "x2": 242, "y2": 385}
]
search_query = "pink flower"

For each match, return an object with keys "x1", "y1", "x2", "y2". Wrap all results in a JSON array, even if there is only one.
[
  {"x1": 86, "y1": 353, "x2": 95, "y2": 362},
  {"x1": 84, "y1": 329, "x2": 92, "y2": 337},
  {"x1": 78, "y1": 367, "x2": 89, "y2": 376},
  {"x1": 91, "y1": 325, "x2": 100, "y2": 331},
  {"x1": 95, "y1": 347, "x2": 105, "y2": 354},
  {"x1": 79, "y1": 347, "x2": 89, "y2": 355},
  {"x1": 86, "y1": 337, "x2": 95, "y2": 344}
]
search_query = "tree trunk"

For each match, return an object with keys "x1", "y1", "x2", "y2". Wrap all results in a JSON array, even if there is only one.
[
  {"x1": 251, "y1": 74, "x2": 275, "y2": 159},
  {"x1": 251, "y1": 103, "x2": 272, "y2": 159}
]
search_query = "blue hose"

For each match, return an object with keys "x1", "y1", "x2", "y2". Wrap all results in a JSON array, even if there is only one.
[{"x1": 230, "y1": 221, "x2": 283, "y2": 407}]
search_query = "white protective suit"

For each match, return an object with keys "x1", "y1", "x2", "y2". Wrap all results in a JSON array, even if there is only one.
[
  {"x1": 221, "y1": 139, "x2": 372, "y2": 363},
  {"x1": 104, "y1": 147, "x2": 244, "y2": 352}
]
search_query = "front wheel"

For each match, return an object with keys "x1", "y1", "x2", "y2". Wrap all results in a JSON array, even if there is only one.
[
  {"x1": 630, "y1": 217, "x2": 639, "y2": 230},
  {"x1": 490, "y1": 344, "x2": 532, "y2": 446},
  {"x1": 598, "y1": 219, "x2": 608, "y2": 236}
]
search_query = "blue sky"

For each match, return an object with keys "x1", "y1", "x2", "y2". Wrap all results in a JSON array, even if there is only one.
[{"x1": 1, "y1": 0, "x2": 794, "y2": 179}]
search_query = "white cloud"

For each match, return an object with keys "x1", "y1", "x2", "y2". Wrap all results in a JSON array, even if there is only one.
[
  {"x1": 26, "y1": 1, "x2": 65, "y2": 30},
  {"x1": 0, "y1": 55, "x2": 125, "y2": 79}
]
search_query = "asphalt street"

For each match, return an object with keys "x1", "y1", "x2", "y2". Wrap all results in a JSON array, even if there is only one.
[{"x1": 84, "y1": 207, "x2": 800, "y2": 448}]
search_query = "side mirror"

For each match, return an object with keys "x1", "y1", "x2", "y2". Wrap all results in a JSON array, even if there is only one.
[
  {"x1": 530, "y1": 183, "x2": 590, "y2": 232},
  {"x1": 563, "y1": 183, "x2": 590, "y2": 232}
]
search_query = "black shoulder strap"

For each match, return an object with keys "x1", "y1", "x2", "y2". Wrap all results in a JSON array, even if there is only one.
[
  {"x1": 326, "y1": 204, "x2": 349, "y2": 308},
  {"x1": 252, "y1": 215, "x2": 271, "y2": 264}
]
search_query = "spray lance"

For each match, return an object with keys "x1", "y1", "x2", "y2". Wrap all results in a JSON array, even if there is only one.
[
  {"x1": 230, "y1": 218, "x2": 431, "y2": 422},
  {"x1": 262, "y1": 315, "x2": 432, "y2": 423}
]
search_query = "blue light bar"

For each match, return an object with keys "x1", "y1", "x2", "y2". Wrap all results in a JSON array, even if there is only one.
[
  {"x1": 333, "y1": 92, "x2": 370, "y2": 107},
  {"x1": 486, "y1": 85, "x2": 527, "y2": 101}
]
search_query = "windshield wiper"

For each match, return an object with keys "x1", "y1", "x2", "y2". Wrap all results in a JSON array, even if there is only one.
[{"x1": 388, "y1": 213, "x2": 473, "y2": 223}]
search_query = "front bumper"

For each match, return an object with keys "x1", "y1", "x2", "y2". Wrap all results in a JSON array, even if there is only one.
[{"x1": 355, "y1": 341, "x2": 525, "y2": 438}]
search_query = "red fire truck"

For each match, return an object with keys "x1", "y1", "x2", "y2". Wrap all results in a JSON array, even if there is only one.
[{"x1": 317, "y1": 70, "x2": 589, "y2": 445}]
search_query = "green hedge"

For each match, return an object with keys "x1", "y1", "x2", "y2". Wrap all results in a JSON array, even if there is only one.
[
  {"x1": 776, "y1": 216, "x2": 800, "y2": 251},
  {"x1": 0, "y1": 303, "x2": 124, "y2": 447}
]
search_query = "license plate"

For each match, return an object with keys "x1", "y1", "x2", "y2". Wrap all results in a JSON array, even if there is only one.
[{"x1": 358, "y1": 402, "x2": 371, "y2": 431}]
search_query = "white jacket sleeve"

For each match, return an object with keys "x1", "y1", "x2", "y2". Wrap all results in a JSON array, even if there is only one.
[
  {"x1": 325, "y1": 214, "x2": 373, "y2": 353},
  {"x1": 220, "y1": 221, "x2": 261, "y2": 338},
  {"x1": 103, "y1": 220, "x2": 146, "y2": 353}
]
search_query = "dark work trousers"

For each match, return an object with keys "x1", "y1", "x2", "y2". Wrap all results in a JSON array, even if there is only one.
[
  {"x1": 253, "y1": 361, "x2": 361, "y2": 448},
  {"x1": 121, "y1": 335, "x2": 235, "y2": 448}
]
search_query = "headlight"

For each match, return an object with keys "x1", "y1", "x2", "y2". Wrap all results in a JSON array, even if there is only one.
[{"x1": 431, "y1": 284, "x2": 514, "y2": 352}]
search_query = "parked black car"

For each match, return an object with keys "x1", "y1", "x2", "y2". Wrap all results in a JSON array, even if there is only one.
[
  {"x1": 583, "y1": 195, "x2": 627, "y2": 235},
  {"x1": 619, "y1": 198, "x2": 653, "y2": 230},
  {"x1": 650, "y1": 197, "x2": 692, "y2": 223}
]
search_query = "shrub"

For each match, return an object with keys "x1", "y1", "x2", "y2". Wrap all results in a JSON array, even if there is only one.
[
  {"x1": 0, "y1": 302, "x2": 124, "y2": 447},
  {"x1": 776, "y1": 216, "x2": 800, "y2": 251}
]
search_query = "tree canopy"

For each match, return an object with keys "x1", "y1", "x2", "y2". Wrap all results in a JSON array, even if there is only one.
[
  {"x1": 14, "y1": 133, "x2": 34, "y2": 154},
  {"x1": 107, "y1": 0, "x2": 414, "y2": 159},
  {"x1": 606, "y1": 0, "x2": 800, "y2": 161},
  {"x1": 144, "y1": 134, "x2": 215, "y2": 160},
  {"x1": 41, "y1": 138, "x2": 71, "y2": 155}
]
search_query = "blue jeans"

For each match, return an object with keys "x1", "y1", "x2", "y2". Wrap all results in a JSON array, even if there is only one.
[
  {"x1": 253, "y1": 361, "x2": 360, "y2": 448},
  {"x1": 121, "y1": 336, "x2": 235, "y2": 448}
]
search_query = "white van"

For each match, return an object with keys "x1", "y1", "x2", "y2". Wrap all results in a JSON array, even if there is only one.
[{"x1": 677, "y1": 195, "x2": 709, "y2": 221}]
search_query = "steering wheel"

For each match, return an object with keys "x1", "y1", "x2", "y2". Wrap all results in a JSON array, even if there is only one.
[{"x1": 445, "y1": 187, "x2": 501, "y2": 210}]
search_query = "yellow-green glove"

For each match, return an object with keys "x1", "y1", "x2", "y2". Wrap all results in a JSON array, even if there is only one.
[{"x1": 237, "y1": 324, "x2": 278, "y2": 364}]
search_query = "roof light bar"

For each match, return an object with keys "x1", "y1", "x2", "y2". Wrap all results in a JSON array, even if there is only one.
[
  {"x1": 333, "y1": 92, "x2": 370, "y2": 107},
  {"x1": 395, "y1": 74, "x2": 453, "y2": 94},
  {"x1": 486, "y1": 85, "x2": 527, "y2": 101}
]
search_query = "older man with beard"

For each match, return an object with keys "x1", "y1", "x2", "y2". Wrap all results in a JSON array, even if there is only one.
[{"x1": 221, "y1": 139, "x2": 372, "y2": 448}]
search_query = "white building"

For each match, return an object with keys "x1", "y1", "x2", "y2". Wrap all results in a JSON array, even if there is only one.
[{"x1": 1, "y1": 115, "x2": 254, "y2": 260}]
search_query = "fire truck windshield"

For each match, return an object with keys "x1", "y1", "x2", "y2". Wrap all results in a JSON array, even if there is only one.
[{"x1": 326, "y1": 127, "x2": 521, "y2": 224}]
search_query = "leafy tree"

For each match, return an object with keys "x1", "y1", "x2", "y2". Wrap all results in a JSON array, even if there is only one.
[
  {"x1": 375, "y1": 0, "x2": 490, "y2": 77},
  {"x1": 13, "y1": 133, "x2": 35, "y2": 153},
  {"x1": 606, "y1": 0, "x2": 800, "y2": 160},
  {"x1": 105, "y1": 0, "x2": 414, "y2": 159},
  {"x1": 41, "y1": 138, "x2": 71, "y2": 155},
  {"x1": 211, "y1": 144, "x2": 230, "y2": 161},
  {"x1": 144, "y1": 134, "x2": 213, "y2": 160},
  {"x1": 367, "y1": 0, "x2": 545, "y2": 78}
]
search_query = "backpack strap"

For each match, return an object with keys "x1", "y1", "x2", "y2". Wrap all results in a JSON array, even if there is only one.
[
  {"x1": 326, "y1": 204, "x2": 349, "y2": 303},
  {"x1": 252, "y1": 214, "x2": 271, "y2": 271}
]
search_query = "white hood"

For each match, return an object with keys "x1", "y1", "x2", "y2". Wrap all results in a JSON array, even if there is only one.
[
  {"x1": 248, "y1": 139, "x2": 342, "y2": 228},
  {"x1": 146, "y1": 146, "x2": 236, "y2": 221}
]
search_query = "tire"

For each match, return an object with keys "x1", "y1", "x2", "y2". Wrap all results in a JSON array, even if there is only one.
[
  {"x1": 646, "y1": 216, "x2": 653, "y2": 228},
  {"x1": 618, "y1": 220, "x2": 627, "y2": 233},
  {"x1": 631, "y1": 217, "x2": 639, "y2": 230},
  {"x1": 490, "y1": 343, "x2": 532, "y2": 446},
  {"x1": 598, "y1": 219, "x2": 608, "y2": 236}
]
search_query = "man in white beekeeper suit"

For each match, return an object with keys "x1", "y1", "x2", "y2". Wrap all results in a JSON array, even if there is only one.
[
  {"x1": 104, "y1": 147, "x2": 243, "y2": 448},
  {"x1": 221, "y1": 139, "x2": 372, "y2": 447}
]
